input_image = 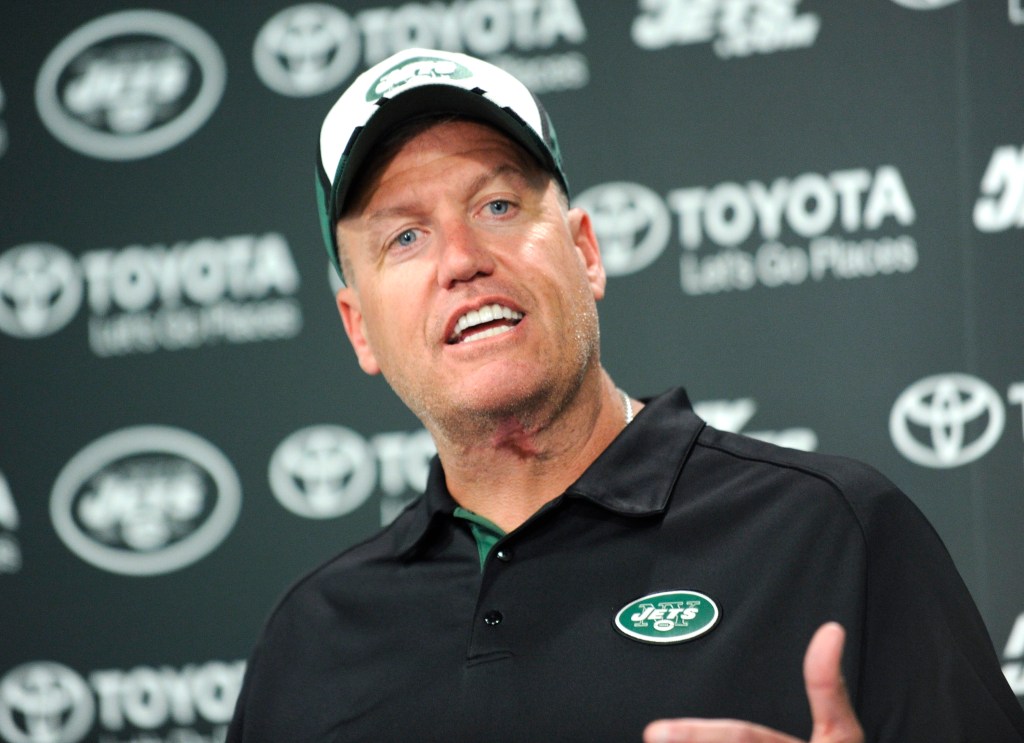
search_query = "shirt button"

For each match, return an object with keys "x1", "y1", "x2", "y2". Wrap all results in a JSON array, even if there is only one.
[
  {"x1": 495, "y1": 548, "x2": 513, "y2": 562},
  {"x1": 483, "y1": 610, "x2": 503, "y2": 626}
]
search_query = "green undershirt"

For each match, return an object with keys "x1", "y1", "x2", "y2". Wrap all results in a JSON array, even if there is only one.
[{"x1": 453, "y1": 506, "x2": 506, "y2": 570}]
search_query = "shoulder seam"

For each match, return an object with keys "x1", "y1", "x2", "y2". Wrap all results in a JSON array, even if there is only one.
[{"x1": 696, "y1": 431, "x2": 874, "y2": 708}]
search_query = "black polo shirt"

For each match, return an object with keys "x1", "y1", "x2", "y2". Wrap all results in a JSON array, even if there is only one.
[{"x1": 228, "y1": 388, "x2": 1024, "y2": 742}]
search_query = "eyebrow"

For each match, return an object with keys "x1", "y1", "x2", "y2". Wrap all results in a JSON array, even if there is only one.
[{"x1": 364, "y1": 163, "x2": 540, "y2": 223}]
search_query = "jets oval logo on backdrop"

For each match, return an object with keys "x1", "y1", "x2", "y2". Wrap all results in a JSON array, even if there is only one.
[
  {"x1": 50, "y1": 426, "x2": 241, "y2": 575},
  {"x1": 35, "y1": 10, "x2": 226, "y2": 160},
  {"x1": 614, "y1": 590, "x2": 720, "y2": 644}
]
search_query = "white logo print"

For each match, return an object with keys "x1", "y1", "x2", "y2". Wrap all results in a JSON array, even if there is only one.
[
  {"x1": 599, "y1": 167, "x2": 919, "y2": 294},
  {"x1": 50, "y1": 426, "x2": 241, "y2": 575},
  {"x1": 632, "y1": 0, "x2": 820, "y2": 59},
  {"x1": 888, "y1": 0, "x2": 959, "y2": 8},
  {"x1": 672, "y1": 165, "x2": 918, "y2": 295},
  {"x1": 0, "y1": 233, "x2": 303, "y2": 355},
  {"x1": 1012, "y1": 0, "x2": 1024, "y2": 24},
  {"x1": 0, "y1": 473, "x2": 17, "y2": 533},
  {"x1": 270, "y1": 425, "x2": 377, "y2": 518},
  {"x1": 263, "y1": 0, "x2": 589, "y2": 95},
  {"x1": 81, "y1": 232, "x2": 303, "y2": 357},
  {"x1": 35, "y1": 10, "x2": 226, "y2": 160},
  {"x1": 974, "y1": 144, "x2": 1024, "y2": 232},
  {"x1": 890, "y1": 374, "x2": 1006, "y2": 468},
  {"x1": 0, "y1": 662, "x2": 95, "y2": 743},
  {"x1": 271, "y1": 425, "x2": 436, "y2": 525},
  {"x1": 254, "y1": 4, "x2": 360, "y2": 97},
  {"x1": 0, "y1": 470, "x2": 21, "y2": 574},
  {"x1": 88, "y1": 660, "x2": 242, "y2": 736},
  {"x1": 372, "y1": 58, "x2": 465, "y2": 100},
  {"x1": 1004, "y1": 611, "x2": 1024, "y2": 695},
  {"x1": 0, "y1": 244, "x2": 84, "y2": 339},
  {"x1": 0, "y1": 658, "x2": 244, "y2": 742},
  {"x1": 574, "y1": 182, "x2": 671, "y2": 276},
  {"x1": 694, "y1": 398, "x2": 818, "y2": 451}
]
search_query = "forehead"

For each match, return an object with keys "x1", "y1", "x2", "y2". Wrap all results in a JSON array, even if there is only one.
[{"x1": 360, "y1": 120, "x2": 542, "y2": 205}]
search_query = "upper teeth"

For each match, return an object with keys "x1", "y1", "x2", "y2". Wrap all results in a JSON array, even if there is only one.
[{"x1": 453, "y1": 303, "x2": 522, "y2": 338}]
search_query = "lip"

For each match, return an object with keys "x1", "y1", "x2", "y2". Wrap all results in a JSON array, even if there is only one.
[{"x1": 442, "y1": 296, "x2": 526, "y2": 346}]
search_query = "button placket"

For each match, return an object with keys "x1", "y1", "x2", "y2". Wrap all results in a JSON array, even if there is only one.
[
  {"x1": 482, "y1": 610, "x2": 503, "y2": 626},
  {"x1": 479, "y1": 537, "x2": 516, "y2": 629}
]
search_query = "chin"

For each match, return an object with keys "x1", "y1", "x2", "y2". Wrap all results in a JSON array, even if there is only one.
[{"x1": 445, "y1": 369, "x2": 546, "y2": 416}]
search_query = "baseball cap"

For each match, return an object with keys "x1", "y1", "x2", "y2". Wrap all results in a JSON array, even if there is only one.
[{"x1": 316, "y1": 47, "x2": 569, "y2": 285}]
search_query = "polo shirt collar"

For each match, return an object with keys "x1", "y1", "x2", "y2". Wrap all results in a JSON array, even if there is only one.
[{"x1": 392, "y1": 386, "x2": 705, "y2": 558}]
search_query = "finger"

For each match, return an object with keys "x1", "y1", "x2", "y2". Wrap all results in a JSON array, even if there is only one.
[
  {"x1": 643, "y1": 718, "x2": 803, "y2": 743},
  {"x1": 803, "y1": 622, "x2": 863, "y2": 742}
]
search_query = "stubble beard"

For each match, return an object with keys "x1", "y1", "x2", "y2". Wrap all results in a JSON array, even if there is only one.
[{"x1": 398, "y1": 289, "x2": 602, "y2": 448}]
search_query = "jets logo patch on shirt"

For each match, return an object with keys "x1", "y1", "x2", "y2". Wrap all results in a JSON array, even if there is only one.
[{"x1": 614, "y1": 590, "x2": 720, "y2": 644}]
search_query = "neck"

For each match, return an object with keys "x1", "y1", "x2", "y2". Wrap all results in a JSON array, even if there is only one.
[{"x1": 428, "y1": 368, "x2": 637, "y2": 532}]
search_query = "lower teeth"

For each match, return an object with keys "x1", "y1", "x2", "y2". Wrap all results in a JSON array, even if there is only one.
[{"x1": 463, "y1": 325, "x2": 513, "y2": 343}]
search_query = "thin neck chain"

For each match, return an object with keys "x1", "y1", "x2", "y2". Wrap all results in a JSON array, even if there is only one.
[{"x1": 619, "y1": 388, "x2": 634, "y2": 426}]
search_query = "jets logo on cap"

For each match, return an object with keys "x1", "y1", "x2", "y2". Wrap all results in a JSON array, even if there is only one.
[
  {"x1": 614, "y1": 590, "x2": 720, "y2": 644},
  {"x1": 367, "y1": 56, "x2": 472, "y2": 102}
]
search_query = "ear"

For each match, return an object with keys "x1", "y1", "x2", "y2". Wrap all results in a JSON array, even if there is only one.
[
  {"x1": 335, "y1": 286, "x2": 382, "y2": 375},
  {"x1": 568, "y1": 207, "x2": 606, "y2": 301}
]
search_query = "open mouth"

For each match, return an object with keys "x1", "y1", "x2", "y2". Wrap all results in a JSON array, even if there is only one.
[{"x1": 447, "y1": 303, "x2": 523, "y2": 345}]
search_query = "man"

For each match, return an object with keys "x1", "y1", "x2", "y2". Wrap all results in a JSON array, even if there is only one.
[{"x1": 228, "y1": 48, "x2": 1024, "y2": 742}]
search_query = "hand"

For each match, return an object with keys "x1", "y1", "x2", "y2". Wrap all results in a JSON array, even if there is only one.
[{"x1": 643, "y1": 622, "x2": 864, "y2": 743}]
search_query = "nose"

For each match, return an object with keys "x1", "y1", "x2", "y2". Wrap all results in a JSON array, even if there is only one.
[{"x1": 435, "y1": 217, "x2": 495, "y2": 288}]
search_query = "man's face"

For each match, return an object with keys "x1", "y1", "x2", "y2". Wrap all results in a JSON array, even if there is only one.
[{"x1": 334, "y1": 120, "x2": 606, "y2": 432}]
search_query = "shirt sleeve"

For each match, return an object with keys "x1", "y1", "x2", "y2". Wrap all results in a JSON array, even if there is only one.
[{"x1": 848, "y1": 476, "x2": 1024, "y2": 741}]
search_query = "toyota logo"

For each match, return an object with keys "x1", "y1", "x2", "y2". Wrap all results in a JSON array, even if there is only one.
[
  {"x1": 0, "y1": 244, "x2": 83, "y2": 339},
  {"x1": 0, "y1": 662, "x2": 94, "y2": 743},
  {"x1": 253, "y1": 4, "x2": 360, "y2": 97},
  {"x1": 574, "y1": 182, "x2": 670, "y2": 276},
  {"x1": 269, "y1": 425, "x2": 376, "y2": 518},
  {"x1": 890, "y1": 374, "x2": 1005, "y2": 468}
]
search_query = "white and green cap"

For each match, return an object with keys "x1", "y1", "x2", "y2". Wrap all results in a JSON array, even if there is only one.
[{"x1": 316, "y1": 47, "x2": 568, "y2": 284}]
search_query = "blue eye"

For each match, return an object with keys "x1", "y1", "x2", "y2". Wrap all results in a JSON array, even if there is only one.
[
  {"x1": 488, "y1": 200, "x2": 510, "y2": 215},
  {"x1": 396, "y1": 229, "x2": 418, "y2": 247}
]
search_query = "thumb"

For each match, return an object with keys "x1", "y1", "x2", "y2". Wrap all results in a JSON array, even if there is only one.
[{"x1": 803, "y1": 622, "x2": 863, "y2": 742}]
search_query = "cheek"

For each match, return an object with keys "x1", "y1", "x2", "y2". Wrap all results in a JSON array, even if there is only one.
[
  {"x1": 514, "y1": 222, "x2": 574, "y2": 270},
  {"x1": 362, "y1": 303, "x2": 392, "y2": 354},
  {"x1": 362, "y1": 285, "x2": 426, "y2": 362}
]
